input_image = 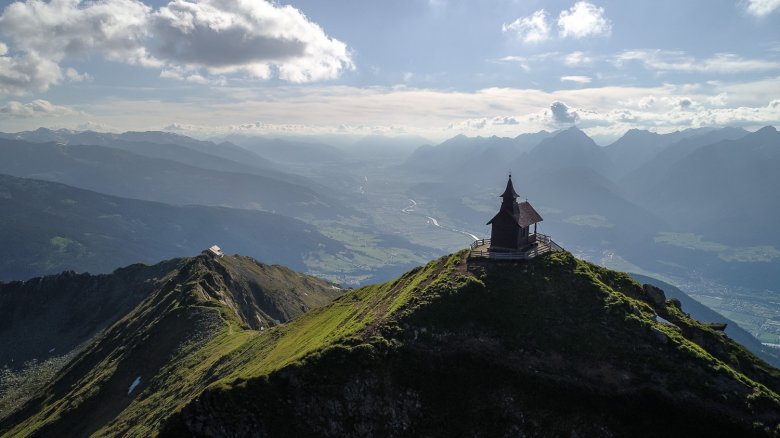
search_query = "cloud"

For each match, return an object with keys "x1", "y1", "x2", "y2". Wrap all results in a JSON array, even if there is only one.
[
  {"x1": 0, "y1": 99, "x2": 76, "y2": 118},
  {"x1": 492, "y1": 116, "x2": 520, "y2": 125},
  {"x1": 0, "y1": 0, "x2": 353, "y2": 95},
  {"x1": 0, "y1": 0, "x2": 155, "y2": 65},
  {"x1": 678, "y1": 98, "x2": 693, "y2": 109},
  {"x1": 503, "y1": 3, "x2": 611, "y2": 44},
  {"x1": 502, "y1": 10, "x2": 550, "y2": 43},
  {"x1": 557, "y1": 1, "x2": 612, "y2": 39},
  {"x1": 77, "y1": 120, "x2": 121, "y2": 132},
  {"x1": 0, "y1": 52, "x2": 63, "y2": 95},
  {"x1": 744, "y1": 0, "x2": 780, "y2": 16},
  {"x1": 550, "y1": 101, "x2": 579, "y2": 124},
  {"x1": 708, "y1": 92, "x2": 729, "y2": 106},
  {"x1": 563, "y1": 51, "x2": 593, "y2": 66},
  {"x1": 561, "y1": 75, "x2": 592, "y2": 84},
  {"x1": 150, "y1": 0, "x2": 353, "y2": 82},
  {"x1": 160, "y1": 66, "x2": 226, "y2": 85},
  {"x1": 65, "y1": 67, "x2": 92, "y2": 83},
  {"x1": 615, "y1": 50, "x2": 780, "y2": 74},
  {"x1": 638, "y1": 95, "x2": 656, "y2": 109},
  {"x1": 23, "y1": 77, "x2": 779, "y2": 141}
]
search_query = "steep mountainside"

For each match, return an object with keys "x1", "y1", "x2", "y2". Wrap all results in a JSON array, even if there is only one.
[
  {"x1": 618, "y1": 127, "x2": 780, "y2": 290},
  {"x1": 0, "y1": 174, "x2": 342, "y2": 280},
  {"x1": 0, "y1": 259, "x2": 184, "y2": 370},
  {"x1": 0, "y1": 254, "x2": 342, "y2": 433},
  {"x1": 604, "y1": 127, "x2": 721, "y2": 176},
  {"x1": 0, "y1": 139, "x2": 347, "y2": 219},
  {"x1": 4, "y1": 251, "x2": 778, "y2": 437},
  {"x1": 639, "y1": 126, "x2": 780, "y2": 241},
  {"x1": 623, "y1": 126, "x2": 749, "y2": 193},
  {"x1": 518, "y1": 126, "x2": 613, "y2": 176},
  {"x1": 605, "y1": 129, "x2": 677, "y2": 175},
  {"x1": 630, "y1": 273, "x2": 780, "y2": 368}
]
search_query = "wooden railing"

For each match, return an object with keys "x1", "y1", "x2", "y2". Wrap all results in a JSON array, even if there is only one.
[
  {"x1": 468, "y1": 234, "x2": 565, "y2": 260},
  {"x1": 470, "y1": 238, "x2": 490, "y2": 250}
]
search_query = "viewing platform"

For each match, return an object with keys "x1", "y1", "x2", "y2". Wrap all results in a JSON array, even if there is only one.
[{"x1": 469, "y1": 233, "x2": 564, "y2": 260}]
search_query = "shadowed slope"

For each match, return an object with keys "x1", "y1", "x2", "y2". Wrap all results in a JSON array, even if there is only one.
[
  {"x1": 0, "y1": 254, "x2": 341, "y2": 437},
  {"x1": 167, "y1": 251, "x2": 780, "y2": 437}
]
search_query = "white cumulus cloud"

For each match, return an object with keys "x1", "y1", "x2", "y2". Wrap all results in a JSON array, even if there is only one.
[
  {"x1": 503, "y1": 10, "x2": 550, "y2": 43},
  {"x1": 0, "y1": 0, "x2": 155, "y2": 65},
  {"x1": 557, "y1": 1, "x2": 612, "y2": 39},
  {"x1": 0, "y1": 52, "x2": 62, "y2": 95},
  {"x1": 744, "y1": 0, "x2": 780, "y2": 16},
  {"x1": 0, "y1": 0, "x2": 354, "y2": 95},
  {"x1": 150, "y1": 0, "x2": 354, "y2": 82}
]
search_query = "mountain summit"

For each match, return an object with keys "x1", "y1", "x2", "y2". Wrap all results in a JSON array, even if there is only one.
[{"x1": 3, "y1": 251, "x2": 778, "y2": 437}]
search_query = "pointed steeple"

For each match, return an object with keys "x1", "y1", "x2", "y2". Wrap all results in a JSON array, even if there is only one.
[{"x1": 499, "y1": 174, "x2": 519, "y2": 200}]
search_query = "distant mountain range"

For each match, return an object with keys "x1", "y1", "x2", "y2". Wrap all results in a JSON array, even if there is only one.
[
  {"x1": 398, "y1": 124, "x2": 778, "y2": 289},
  {"x1": 0, "y1": 128, "x2": 275, "y2": 171},
  {"x1": 0, "y1": 138, "x2": 348, "y2": 219},
  {"x1": 1, "y1": 124, "x2": 779, "y2": 436},
  {"x1": 0, "y1": 174, "x2": 342, "y2": 280}
]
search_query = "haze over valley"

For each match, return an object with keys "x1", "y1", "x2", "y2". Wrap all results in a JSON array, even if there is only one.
[{"x1": 1, "y1": 0, "x2": 780, "y2": 436}]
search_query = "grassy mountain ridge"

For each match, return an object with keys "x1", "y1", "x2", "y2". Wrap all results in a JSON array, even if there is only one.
[
  {"x1": 4, "y1": 251, "x2": 778, "y2": 436},
  {"x1": 0, "y1": 254, "x2": 342, "y2": 436},
  {"x1": 162, "y1": 251, "x2": 780, "y2": 437}
]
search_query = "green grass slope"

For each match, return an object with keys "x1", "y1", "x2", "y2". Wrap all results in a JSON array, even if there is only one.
[
  {"x1": 166, "y1": 251, "x2": 780, "y2": 437},
  {"x1": 4, "y1": 251, "x2": 779, "y2": 437},
  {"x1": 0, "y1": 254, "x2": 341, "y2": 436}
]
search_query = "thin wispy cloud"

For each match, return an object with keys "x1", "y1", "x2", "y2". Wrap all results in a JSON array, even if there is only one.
[
  {"x1": 561, "y1": 75, "x2": 593, "y2": 84},
  {"x1": 502, "y1": 10, "x2": 550, "y2": 43},
  {"x1": 0, "y1": 99, "x2": 76, "y2": 118},
  {"x1": 616, "y1": 50, "x2": 780, "y2": 74},
  {"x1": 563, "y1": 51, "x2": 594, "y2": 66}
]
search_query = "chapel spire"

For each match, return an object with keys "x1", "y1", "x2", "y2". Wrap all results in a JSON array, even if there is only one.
[{"x1": 499, "y1": 174, "x2": 519, "y2": 200}]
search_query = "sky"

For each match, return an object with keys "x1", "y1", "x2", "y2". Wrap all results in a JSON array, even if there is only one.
[{"x1": 0, "y1": 0, "x2": 779, "y2": 142}]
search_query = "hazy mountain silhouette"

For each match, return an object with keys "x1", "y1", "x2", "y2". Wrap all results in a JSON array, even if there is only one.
[
  {"x1": 623, "y1": 126, "x2": 749, "y2": 191},
  {"x1": 519, "y1": 126, "x2": 613, "y2": 176},
  {"x1": 638, "y1": 126, "x2": 779, "y2": 242},
  {"x1": 0, "y1": 174, "x2": 342, "y2": 280},
  {"x1": 0, "y1": 138, "x2": 349, "y2": 219},
  {"x1": 0, "y1": 128, "x2": 275, "y2": 171},
  {"x1": 404, "y1": 131, "x2": 553, "y2": 177}
]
